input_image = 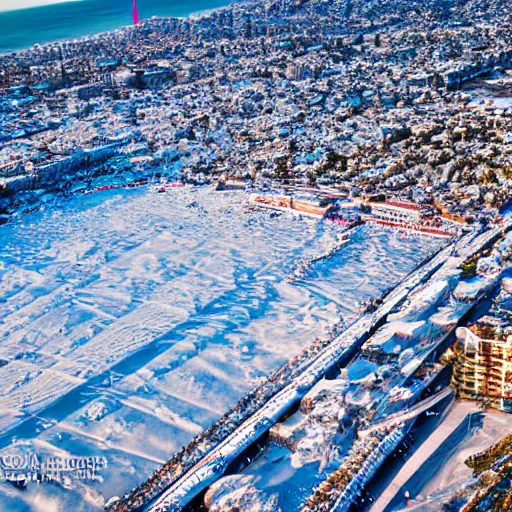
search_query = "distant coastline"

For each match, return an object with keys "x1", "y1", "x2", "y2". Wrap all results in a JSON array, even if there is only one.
[
  {"x1": 0, "y1": 0, "x2": 232, "y2": 53},
  {"x1": 0, "y1": 0, "x2": 81, "y2": 14}
]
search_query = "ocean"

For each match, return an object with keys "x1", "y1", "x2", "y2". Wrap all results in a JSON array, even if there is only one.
[{"x1": 0, "y1": 0, "x2": 231, "y2": 53}]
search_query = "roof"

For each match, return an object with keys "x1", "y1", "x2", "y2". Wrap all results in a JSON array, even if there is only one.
[{"x1": 382, "y1": 200, "x2": 421, "y2": 211}]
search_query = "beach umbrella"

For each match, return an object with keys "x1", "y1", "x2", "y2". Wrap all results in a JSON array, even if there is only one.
[{"x1": 132, "y1": 0, "x2": 140, "y2": 25}]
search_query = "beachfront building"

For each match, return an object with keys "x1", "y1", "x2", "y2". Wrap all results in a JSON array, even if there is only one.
[
  {"x1": 367, "y1": 199, "x2": 424, "y2": 224},
  {"x1": 451, "y1": 326, "x2": 512, "y2": 413}
]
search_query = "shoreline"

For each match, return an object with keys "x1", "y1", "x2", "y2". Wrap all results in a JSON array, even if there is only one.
[
  {"x1": 0, "y1": 0, "x2": 81, "y2": 14},
  {"x1": 0, "y1": 0, "x2": 236, "y2": 55}
]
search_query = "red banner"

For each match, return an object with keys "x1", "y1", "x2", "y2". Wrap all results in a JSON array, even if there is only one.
[{"x1": 132, "y1": 0, "x2": 140, "y2": 25}]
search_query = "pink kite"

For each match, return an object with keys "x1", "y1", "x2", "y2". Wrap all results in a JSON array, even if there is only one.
[{"x1": 132, "y1": 0, "x2": 140, "y2": 25}]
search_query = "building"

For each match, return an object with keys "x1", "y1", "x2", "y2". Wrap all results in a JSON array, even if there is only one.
[
  {"x1": 368, "y1": 199, "x2": 423, "y2": 223},
  {"x1": 451, "y1": 326, "x2": 512, "y2": 413}
]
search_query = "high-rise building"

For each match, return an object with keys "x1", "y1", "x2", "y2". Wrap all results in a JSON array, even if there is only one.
[{"x1": 451, "y1": 326, "x2": 512, "y2": 413}]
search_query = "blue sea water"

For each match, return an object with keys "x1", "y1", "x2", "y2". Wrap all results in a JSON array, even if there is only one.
[{"x1": 0, "y1": 0, "x2": 231, "y2": 53}]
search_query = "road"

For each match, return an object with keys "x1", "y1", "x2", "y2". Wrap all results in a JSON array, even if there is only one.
[{"x1": 369, "y1": 401, "x2": 481, "y2": 512}]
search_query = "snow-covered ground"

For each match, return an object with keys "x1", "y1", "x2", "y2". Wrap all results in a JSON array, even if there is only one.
[
  {"x1": 395, "y1": 407, "x2": 512, "y2": 512},
  {"x1": 0, "y1": 186, "x2": 442, "y2": 510}
]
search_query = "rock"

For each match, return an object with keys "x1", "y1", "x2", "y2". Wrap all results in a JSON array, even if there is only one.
[
  {"x1": 464, "y1": 184, "x2": 482, "y2": 201},
  {"x1": 204, "y1": 475, "x2": 278, "y2": 512},
  {"x1": 440, "y1": 161, "x2": 457, "y2": 184},
  {"x1": 269, "y1": 414, "x2": 308, "y2": 451},
  {"x1": 503, "y1": 278, "x2": 512, "y2": 294},
  {"x1": 484, "y1": 191, "x2": 495, "y2": 204},
  {"x1": 350, "y1": 33, "x2": 364, "y2": 45}
]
